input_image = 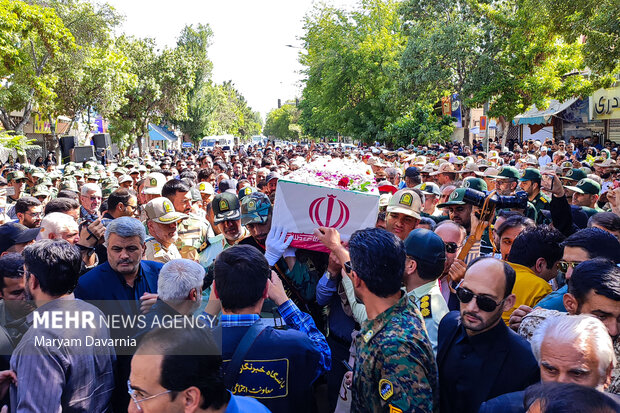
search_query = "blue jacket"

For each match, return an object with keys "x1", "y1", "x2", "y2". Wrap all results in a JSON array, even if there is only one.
[{"x1": 222, "y1": 325, "x2": 321, "y2": 413}]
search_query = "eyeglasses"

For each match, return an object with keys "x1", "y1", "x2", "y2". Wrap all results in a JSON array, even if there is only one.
[
  {"x1": 455, "y1": 282, "x2": 505, "y2": 312},
  {"x1": 445, "y1": 242, "x2": 462, "y2": 254},
  {"x1": 127, "y1": 380, "x2": 172, "y2": 411},
  {"x1": 26, "y1": 211, "x2": 42, "y2": 218},
  {"x1": 557, "y1": 260, "x2": 582, "y2": 273}
]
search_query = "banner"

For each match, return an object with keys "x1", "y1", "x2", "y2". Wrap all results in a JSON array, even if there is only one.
[
  {"x1": 271, "y1": 179, "x2": 379, "y2": 252},
  {"x1": 451, "y1": 94, "x2": 462, "y2": 128}
]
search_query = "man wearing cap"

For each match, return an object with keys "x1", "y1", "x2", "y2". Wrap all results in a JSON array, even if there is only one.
[
  {"x1": 266, "y1": 171, "x2": 280, "y2": 195},
  {"x1": 144, "y1": 197, "x2": 187, "y2": 263},
  {"x1": 385, "y1": 189, "x2": 422, "y2": 240},
  {"x1": 0, "y1": 222, "x2": 40, "y2": 256},
  {"x1": 416, "y1": 182, "x2": 447, "y2": 222},
  {"x1": 538, "y1": 147, "x2": 551, "y2": 166},
  {"x1": 437, "y1": 188, "x2": 473, "y2": 234},
  {"x1": 494, "y1": 166, "x2": 520, "y2": 196},
  {"x1": 565, "y1": 178, "x2": 603, "y2": 217},
  {"x1": 5, "y1": 171, "x2": 27, "y2": 219},
  {"x1": 238, "y1": 191, "x2": 325, "y2": 321},
  {"x1": 519, "y1": 168, "x2": 550, "y2": 224},
  {"x1": 198, "y1": 192, "x2": 249, "y2": 268},
  {"x1": 162, "y1": 180, "x2": 215, "y2": 262},
  {"x1": 403, "y1": 228, "x2": 449, "y2": 354},
  {"x1": 431, "y1": 162, "x2": 457, "y2": 186},
  {"x1": 403, "y1": 166, "x2": 422, "y2": 189}
]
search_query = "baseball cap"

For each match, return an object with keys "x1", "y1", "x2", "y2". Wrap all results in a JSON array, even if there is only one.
[
  {"x1": 265, "y1": 172, "x2": 280, "y2": 183},
  {"x1": 240, "y1": 192, "x2": 272, "y2": 226},
  {"x1": 430, "y1": 162, "x2": 456, "y2": 176},
  {"x1": 404, "y1": 228, "x2": 446, "y2": 267},
  {"x1": 377, "y1": 180, "x2": 398, "y2": 195},
  {"x1": 378, "y1": 193, "x2": 392, "y2": 210},
  {"x1": 7, "y1": 171, "x2": 26, "y2": 182},
  {"x1": 519, "y1": 168, "x2": 542, "y2": 182},
  {"x1": 562, "y1": 168, "x2": 587, "y2": 182},
  {"x1": 564, "y1": 178, "x2": 601, "y2": 195},
  {"x1": 237, "y1": 186, "x2": 256, "y2": 200},
  {"x1": 118, "y1": 175, "x2": 133, "y2": 184},
  {"x1": 457, "y1": 163, "x2": 480, "y2": 174},
  {"x1": 404, "y1": 167, "x2": 420, "y2": 179},
  {"x1": 143, "y1": 172, "x2": 166, "y2": 195},
  {"x1": 212, "y1": 193, "x2": 241, "y2": 224},
  {"x1": 462, "y1": 177, "x2": 488, "y2": 192},
  {"x1": 386, "y1": 189, "x2": 421, "y2": 219},
  {"x1": 145, "y1": 197, "x2": 188, "y2": 224},
  {"x1": 218, "y1": 179, "x2": 238, "y2": 194},
  {"x1": 0, "y1": 223, "x2": 40, "y2": 255},
  {"x1": 494, "y1": 166, "x2": 520, "y2": 180},
  {"x1": 437, "y1": 188, "x2": 467, "y2": 208},
  {"x1": 197, "y1": 182, "x2": 215, "y2": 195},
  {"x1": 414, "y1": 182, "x2": 441, "y2": 197}
]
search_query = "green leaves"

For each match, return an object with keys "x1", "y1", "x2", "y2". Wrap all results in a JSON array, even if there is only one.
[{"x1": 263, "y1": 104, "x2": 301, "y2": 140}]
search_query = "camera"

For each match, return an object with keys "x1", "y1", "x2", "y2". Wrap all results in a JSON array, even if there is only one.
[{"x1": 462, "y1": 188, "x2": 528, "y2": 211}]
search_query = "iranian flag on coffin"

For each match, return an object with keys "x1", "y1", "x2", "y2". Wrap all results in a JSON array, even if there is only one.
[{"x1": 272, "y1": 179, "x2": 379, "y2": 252}]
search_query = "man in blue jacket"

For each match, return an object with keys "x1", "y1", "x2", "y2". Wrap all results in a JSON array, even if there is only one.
[{"x1": 213, "y1": 244, "x2": 330, "y2": 413}]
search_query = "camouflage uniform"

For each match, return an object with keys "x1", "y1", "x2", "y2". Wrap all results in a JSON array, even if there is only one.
[
  {"x1": 518, "y1": 308, "x2": 620, "y2": 395},
  {"x1": 352, "y1": 293, "x2": 439, "y2": 412},
  {"x1": 144, "y1": 237, "x2": 182, "y2": 264},
  {"x1": 175, "y1": 215, "x2": 215, "y2": 261}
]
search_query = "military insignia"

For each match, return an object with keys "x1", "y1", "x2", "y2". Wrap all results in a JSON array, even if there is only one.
[
  {"x1": 243, "y1": 187, "x2": 252, "y2": 195},
  {"x1": 379, "y1": 379, "x2": 394, "y2": 401},
  {"x1": 150, "y1": 178, "x2": 157, "y2": 186},
  {"x1": 577, "y1": 179, "x2": 586, "y2": 186},
  {"x1": 362, "y1": 329, "x2": 374, "y2": 343},
  {"x1": 539, "y1": 196, "x2": 548, "y2": 203},
  {"x1": 389, "y1": 405, "x2": 403, "y2": 413},
  {"x1": 420, "y1": 183, "x2": 427, "y2": 190},
  {"x1": 219, "y1": 199, "x2": 229, "y2": 212},
  {"x1": 247, "y1": 200, "x2": 256, "y2": 211},
  {"x1": 463, "y1": 180, "x2": 470, "y2": 188},
  {"x1": 199, "y1": 183, "x2": 205, "y2": 191},
  {"x1": 450, "y1": 191, "x2": 458, "y2": 200},
  {"x1": 153, "y1": 242, "x2": 161, "y2": 253},
  {"x1": 566, "y1": 169, "x2": 574, "y2": 177},
  {"x1": 419, "y1": 295, "x2": 432, "y2": 318},
  {"x1": 498, "y1": 166, "x2": 504, "y2": 173},
  {"x1": 399, "y1": 193, "x2": 413, "y2": 206},
  {"x1": 163, "y1": 200, "x2": 173, "y2": 213}
]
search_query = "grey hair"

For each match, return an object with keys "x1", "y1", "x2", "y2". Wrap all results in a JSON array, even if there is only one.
[
  {"x1": 157, "y1": 259, "x2": 205, "y2": 301},
  {"x1": 80, "y1": 183, "x2": 102, "y2": 196},
  {"x1": 104, "y1": 217, "x2": 146, "y2": 244},
  {"x1": 531, "y1": 314, "x2": 616, "y2": 386},
  {"x1": 38, "y1": 212, "x2": 78, "y2": 239}
]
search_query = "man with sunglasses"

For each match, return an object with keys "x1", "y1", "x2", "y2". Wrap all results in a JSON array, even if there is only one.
[{"x1": 437, "y1": 257, "x2": 539, "y2": 413}]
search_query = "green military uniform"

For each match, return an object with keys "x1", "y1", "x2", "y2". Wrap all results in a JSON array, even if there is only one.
[
  {"x1": 565, "y1": 178, "x2": 603, "y2": 218},
  {"x1": 352, "y1": 293, "x2": 438, "y2": 413},
  {"x1": 176, "y1": 215, "x2": 216, "y2": 261},
  {"x1": 519, "y1": 168, "x2": 550, "y2": 224}
]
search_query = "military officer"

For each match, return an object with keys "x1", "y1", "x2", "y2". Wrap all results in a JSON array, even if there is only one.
[
  {"x1": 402, "y1": 228, "x2": 449, "y2": 355},
  {"x1": 144, "y1": 197, "x2": 187, "y2": 263},
  {"x1": 6, "y1": 171, "x2": 27, "y2": 219},
  {"x1": 519, "y1": 168, "x2": 550, "y2": 224}
]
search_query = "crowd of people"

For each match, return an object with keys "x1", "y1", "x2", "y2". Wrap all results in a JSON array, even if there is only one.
[{"x1": 0, "y1": 135, "x2": 618, "y2": 413}]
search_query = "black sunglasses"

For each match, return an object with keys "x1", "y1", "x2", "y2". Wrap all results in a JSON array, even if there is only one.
[
  {"x1": 344, "y1": 261, "x2": 353, "y2": 274},
  {"x1": 455, "y1": 283, "x2": 505, "y2": 312},
  {"x1": 445, "y1": 242, "x2": 459, "y2": 254}
]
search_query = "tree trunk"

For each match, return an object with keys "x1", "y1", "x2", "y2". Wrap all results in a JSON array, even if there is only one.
[
  {"x1": 462, "y1": 106, "x2": 471, "y2": 147},
  {"x1": 0, "y1": 110, "x2": 16, "y2": 131},
  {"x1": 498, "y1": 116, "x2": 510, "y2": 148}
]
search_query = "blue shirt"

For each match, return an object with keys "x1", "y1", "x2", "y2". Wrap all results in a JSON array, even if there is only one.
[
  {"x1": 226, "y1": 392, "x2": 272, "y2": 412},
  {"x1": 315, "y1": 273, "x2": 355, "y2": 342},
  {"x1": 535, "y1": 284, "x2": 567, "y2": 312}
]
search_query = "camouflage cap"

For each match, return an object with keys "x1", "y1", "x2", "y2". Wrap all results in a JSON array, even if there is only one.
[
  {"x1": 386, "y1": 189, "x2": 422, "y2": 219},
  {"x1": 33, "y1": 185, "x2": 51, "y2": 197},
  {"x1": 102, "y1": 185, "x2": 119, "y2": 198},
  {"x1": 145, "y1": 197, "x2": 188, "y2": 224},
  {"x1": 7, "y1": 170, "x2": 26, "y2": 181},
  {"x1": 240, "y1": 192, "x2": 272, "y2": 226},
  {"x1": 59, "y1": 179, "x2": 79, "y2": 192}
]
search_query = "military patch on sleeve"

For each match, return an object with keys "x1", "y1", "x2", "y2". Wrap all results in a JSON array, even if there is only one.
[
  {"x1": 419, "y1": 294, "x2": 432, "y2": 318},
  {"x1": 362, "y1": 329, "x2": 374, "y2": 343},
  {"x1": 399, "y1": 193, "x2": 413, "y2": 206},
  {"x1": 389, "y1": 405, "x2": 403, "y2": 413},
  {"x1": 379, "y1": 379, "x2": 394, "y2": 401},
  {"x1": 539, "y1": 195, "x2": 548, "y2": 203}
]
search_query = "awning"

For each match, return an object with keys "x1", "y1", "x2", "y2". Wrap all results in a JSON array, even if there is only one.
[
  {"x1": 148, "y1": 124, "x2": 178, "y2": 141},
  {"x1": 470, "y1": 119, "x2": 496, "y2": 134},
  {"x1": 514, "y1": 98, "x2": 578, "y2": 125}
]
